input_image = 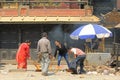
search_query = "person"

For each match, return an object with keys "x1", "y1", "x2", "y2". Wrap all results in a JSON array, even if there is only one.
[
  {"x1": 37, "y1": 32, "x2": 52, "y2": 76},
  {"x1": 84, "y1": 39, "x2": 92, "y2": 52},
  {"x1": 54, "y1": 40, "x2": 70, "y2": 70},
  {"x1": 16, "y1": 40, "x2": 31, "y2": 70},
  {"x1": 68, "y1": 47, "x2": 86, "y2": 74},
  {"x1": 91, "y1": 39, "x2": 99, "y2": 52}
]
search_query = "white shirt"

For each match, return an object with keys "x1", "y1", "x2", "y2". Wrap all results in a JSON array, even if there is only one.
[{"x1": 71, "y1": 48, "x2": 85, "y2": 55}]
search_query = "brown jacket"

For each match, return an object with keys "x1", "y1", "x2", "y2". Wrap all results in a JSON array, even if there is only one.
[{"x1": 37, "y1": 37, "x2": 52, "y2": 54}]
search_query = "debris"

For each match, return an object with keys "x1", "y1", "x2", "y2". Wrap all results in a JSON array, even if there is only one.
[
  {"x1": 80, "y1": 75, "x2": 84, "y2": 78},
  {"x1": 87, "y1": 71, "x2": 98, "y2": 75},
  {"x1": 115, "y1": 71, "x2": 120, "y2": 76},
  {"x1": 92, "y1": 71, "x2": 98, "y2": 75},
  {"x1": 109, "y1": 73, "x2": 115, "y2": 76},
  {"x1": 0, "y1": 70, "x2": 9, "y2": 75},
  {"x1": 86, "y1": 71, "x2": 92, "y2": 75},
  {"x1": 102, "y1": 69, "x2": 109, "y2": 75},
  {"x1": 96, "y1": 66, "x2": 104, "y2": 73},
  {"x1": 85, "y1": 65, "x2": 97, "y2": 71}
]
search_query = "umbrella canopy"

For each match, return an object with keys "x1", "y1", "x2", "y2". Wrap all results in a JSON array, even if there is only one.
[{"x1": 70, "y1": 24, "x2": 112, "y2": 40}]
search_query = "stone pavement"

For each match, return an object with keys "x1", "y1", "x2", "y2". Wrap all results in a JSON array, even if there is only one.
[{"x1": 0, "y1": 64, "x2": 120, "y2": 80}]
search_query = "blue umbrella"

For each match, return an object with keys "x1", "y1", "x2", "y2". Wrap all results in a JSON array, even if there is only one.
[{"x1": 70, "y1": 24, "x2": 112, "y2": 40}]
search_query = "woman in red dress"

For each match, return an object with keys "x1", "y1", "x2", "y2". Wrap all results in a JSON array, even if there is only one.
[{"x1": 16, "y1": 40, "x2": 31, "y2": 70}]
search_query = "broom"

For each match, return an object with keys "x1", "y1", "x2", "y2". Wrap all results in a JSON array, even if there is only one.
[
  {"x1": 30, "y1": 52, "x2": 42, "y2": 72},
  {"x1": 32, "y1": 60, "x2": 41, "y2": 72}
]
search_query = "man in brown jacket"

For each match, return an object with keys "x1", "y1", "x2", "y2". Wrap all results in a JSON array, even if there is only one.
[{"x1": 37, "y1": 32, "x2": 52, "y2": 76}]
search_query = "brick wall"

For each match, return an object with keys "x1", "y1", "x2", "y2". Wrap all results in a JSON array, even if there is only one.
[{"x1": 0, "y1": 9, "x2": 92, "y2": 17}]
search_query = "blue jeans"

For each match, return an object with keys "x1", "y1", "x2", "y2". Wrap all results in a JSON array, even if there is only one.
[
  {"x1": 76, "y1": 55, "x2": 86, "y2": 73},
  {"x1": 58, "y1": 53, "x2": 70, "y2": 69}
]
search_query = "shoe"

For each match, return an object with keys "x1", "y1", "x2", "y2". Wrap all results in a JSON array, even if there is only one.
[
  {"x1": 56, "y1": 66, "x2": 62, "y2": 71},
  {"x1": 42, "y1": 73, "x2": 48, "y2": 76},
  {"x1": 71, "y1": 72, "x2": 77, "y2": 74},
  {"x1": 66, "y1": 69, "x2": 73, "y2": 72},
  {"x1": 35, "y1": 69, "x2": 41, "y2": 72},
  {"x1": 79, "y1": 70, "x2": 86, "y2": 74},
  {"x1": 71, "y1": 70, "x2": 77, "y2": 74}
]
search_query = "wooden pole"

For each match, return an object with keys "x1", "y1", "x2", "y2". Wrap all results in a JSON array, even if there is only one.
[{"x1": 102, "y1": 38, "x2": 105, "y2": 52}]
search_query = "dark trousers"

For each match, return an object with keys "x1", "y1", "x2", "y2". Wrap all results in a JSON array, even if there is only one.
[{"x1": 76, "y1": 55, "x2": 86, "y2": 73}]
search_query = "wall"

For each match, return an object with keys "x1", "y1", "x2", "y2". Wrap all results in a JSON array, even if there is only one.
[
  {"x1": 93, "y1": 0, "x2": 115, "y2": 16},
  {"x1": 0, "y1": 24, "x2": 85, "y2": 60}
]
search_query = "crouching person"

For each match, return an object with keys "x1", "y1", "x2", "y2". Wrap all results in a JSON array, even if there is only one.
[{"x1": 68, "y1": 47, "x2": 86, "y2": 74}]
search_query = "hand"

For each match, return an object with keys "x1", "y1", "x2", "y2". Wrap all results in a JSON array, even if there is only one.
[
  {"x1": 53, "y1": 57, "x2": 56, "y2": 60},
  {"x1": 37, "y1": 53, "x2": 39, "y2": 55},
  {"x1": 28, "y1": 57, "x2": 31, "y2": 60},
  {"x1": 49, "y1": 54, "x2": 53, "y2": 59}
]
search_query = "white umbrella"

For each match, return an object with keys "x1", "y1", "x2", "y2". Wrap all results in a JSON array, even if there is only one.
[{"x1": 70, "y1": 24, "x2": 112, "y2": 40}]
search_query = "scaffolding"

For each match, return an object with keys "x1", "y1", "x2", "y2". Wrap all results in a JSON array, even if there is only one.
[{"x1": 113, "y1": 42, "x2": 120, "y2": 70}]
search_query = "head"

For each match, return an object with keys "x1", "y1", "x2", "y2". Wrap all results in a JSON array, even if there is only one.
[
  {"x1": 41, "y1": 32, "x2": 48, "y2": 38},
  {"x1": 67, "y1": 47, "x2": 72, "y2": 54},
  {"x1": 25, "y1": 40, "x2": 31, "y2": 46},
  {"x1": 54, "y1": 40, "x2": 61, "y2": 46}
]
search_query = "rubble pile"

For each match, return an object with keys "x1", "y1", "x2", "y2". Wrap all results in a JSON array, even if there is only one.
[{"x1": 85, "y1": 65, "x2": 119, "y2": 75}]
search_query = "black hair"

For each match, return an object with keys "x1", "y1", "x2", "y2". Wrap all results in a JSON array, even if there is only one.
[
  {"x1": 41, "y1": 32, "x2": 47, "y2": 37},
  {"x1": 55, "y1": 40, "x2": 62, "y2": 44},
  {"x1": 25, "y1": 40, "x2": 31, "y2": 43},
  {"x1": 67, "y1": 46, "x2": 72, "y2": 50},
  {"x1": 55, "y1": 40, "x2": 60, "y2": 42}
]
